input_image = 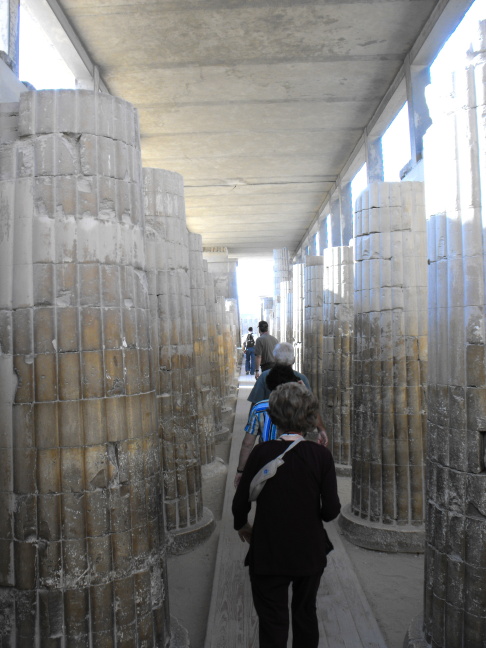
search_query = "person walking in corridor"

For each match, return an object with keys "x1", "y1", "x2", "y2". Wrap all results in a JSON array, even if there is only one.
[
  {"x1": 232, "y1": 382, "x2": 341, "y2": 648},
  {"x1": 242, "y1": 326, "x2": 256, "y2": 375},
  {"x1": 254, "y1": 320, "x2": 278, "y2": 380}
]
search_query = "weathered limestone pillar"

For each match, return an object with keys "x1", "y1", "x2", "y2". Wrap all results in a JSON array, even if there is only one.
[
  {"x1": 261, "y1": 296, "x2": 274, "y2": 330},
  {"x1": 204, "y1": 264, "x2": 227, "y2": 443},
  {"x1": 203, "y1": 247, "x2": 239, "y2": 414},
  {"x1": 273, "y1": 248, "x2": 291, "y2": 341},
  {"x1": 340, "y1": 181, "x2": 427, "y2": 553},
  {"x1": 303, "y1": 256, "x2": 324, "y2": 397},
  {"x1": 292, "y1": 263, "x2": 304, "y2": 372},
  {"x1": 322, "y1": 246, "x2": 354, "y2": 475},
  {"x1": 188, "y1": 232, "x2": 227, "y2": 518},
  {"x1": 0, "y1": 91, "x2": 171, "y2": 646},
  {"x1": 413, "y1": 22, "x2": 486, "y2": 648},
  {"x1": 280, "y1": 277, "x2": 293, "y2": 344},
  {"x1": 143, "y1": 168, "x2": 213, "y2": 555},
  {"x1": 188, "y1": 233, "x2": 216, "y2": 466}
]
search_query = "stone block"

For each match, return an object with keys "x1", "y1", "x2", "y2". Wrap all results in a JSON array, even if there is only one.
[
  {"x1": 37, "y1": 448, "x2": 61, "y2": 494},
  {"x1": 64, "y1": 588, "x2": 89, "y2": 637},
  {"x1": 81, "y1": 351, "x2": 104, "y2": 399},
  {"x1": 61, "y1": 492, "x2": 86, "y2": 540},
  {"x1": 60, "y1": 447, "x2": 85, "y2": 494},
  {"x1": 34, "y1": 353, "x2": 58, "y2": 402},
  {"x1": 13, "y1": 446, "x2": 36, "y2": 494},
  {"x1": 85, "y1": 489, "x2": 109, "y2": 537},
  {"x1": 58, "y1": 353, "x2": 81, "y2": 401},
  {"x1": 13, "y1": 355, "x2": 33, "y2": 404},
  {"x1": 84, "y1": 445, "x2": 108, "y2": 491}
]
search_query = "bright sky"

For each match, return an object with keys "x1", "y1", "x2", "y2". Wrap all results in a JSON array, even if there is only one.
[
  {"x1": 236, "y1": 258, "x2": 275, "y2": 316},
  {"x1": 19, "y1": 1, "x2": 76, "y2": 89}
]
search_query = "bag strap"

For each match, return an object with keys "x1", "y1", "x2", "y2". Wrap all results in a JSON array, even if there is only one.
[{"x1": 278, "y1": 436, "x2": 304, "y2": 458}]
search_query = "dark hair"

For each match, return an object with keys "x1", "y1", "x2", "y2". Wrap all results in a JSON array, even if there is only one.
[
  {"x1": 268, "y1": 383, "x2": 318, "y2": 436},
  {"x1": 258, "y1": 320, "x2": 268, "y2": 332},
  {"x1": 266, "y1": 364, "x2": 300, "y2": 391},
  {"x1": 248, "y1": 327, "x2": 253, "y2": 332}
]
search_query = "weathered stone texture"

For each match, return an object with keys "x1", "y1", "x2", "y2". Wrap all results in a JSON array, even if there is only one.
[
  {"x1": 347, "y1": 181, "x2": 427, "y2": 548},
  {"x1": 143, "y1": 167, "x2": 203, "y2": 535},
  {"x1": 292, "y1": 263, "x2": 304, "y2": 372},
  {"x1": 303, "y1": 256, "x2": 324, "y2": 396},
  {"x1": 188, "y1": 232, "x2": 216, "y2": 466},
  {"x1": 0, "y1": 91, "x2": 170, "y2": 647},
  {"x1": 422, "y1": 22, "x2": 486, "y2": 648},
  {"x1": 273, "y1": 247, "x2": 291, "y2": 341},
  {"x1": 322, "y1": 245, "x2": 354, "y2": 470}
]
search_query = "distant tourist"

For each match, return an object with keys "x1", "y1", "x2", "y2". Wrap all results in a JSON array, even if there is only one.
[
  {"x1": 254, "y1": 320, "x2": 278, "y2": 380},
  {"x1": 242, "y1": 326, "x2": 256, "y2": 375}
]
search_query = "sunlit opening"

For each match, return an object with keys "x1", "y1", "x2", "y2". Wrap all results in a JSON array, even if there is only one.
[
  {"x1": 19, "y1": 0, "x2": 76, "y2": 89},
  {"x1": 382, "y1": 103, "x2": 411, "y2": 181},
  {"x1": 237, "y1": 258, "x2": 275, "y2": 321}
]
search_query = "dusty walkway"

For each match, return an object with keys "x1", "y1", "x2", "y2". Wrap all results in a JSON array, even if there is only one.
[{"x1": 168, "y1": 366, "x2": 424, "y2": 648}]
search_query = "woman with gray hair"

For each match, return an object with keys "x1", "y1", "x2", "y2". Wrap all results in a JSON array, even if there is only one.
[{"x1": 232, "y1": 382, "x2": 341, "y2": 648}]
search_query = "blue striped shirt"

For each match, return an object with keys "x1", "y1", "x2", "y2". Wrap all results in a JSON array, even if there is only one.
[{"x1": 244, "y1": 399, "x2": 278, "y2": 442}]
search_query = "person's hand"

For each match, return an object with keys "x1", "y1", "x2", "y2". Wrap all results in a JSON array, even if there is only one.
[
  {"x1": 237, "y1": 523, "x2": 252, "y2": 544},
  {"x1": 234, "y1": 471, "x2": 243, "y2": 488},
  {"x1": 317, "y1": 429, "x2": 328, "y2": 447},
  {"x1": 254, "y1": 369, "x2": 260, "y2": 380}
]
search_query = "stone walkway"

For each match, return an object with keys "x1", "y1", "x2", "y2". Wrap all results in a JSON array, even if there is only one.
[{"x1": 204, "y1": 369, "x2": 389, "y2": 648}]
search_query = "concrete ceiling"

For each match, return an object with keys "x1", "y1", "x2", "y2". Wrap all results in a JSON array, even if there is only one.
[{"x1": 57, "y1": 0, "x2": 440, "y2": 257}]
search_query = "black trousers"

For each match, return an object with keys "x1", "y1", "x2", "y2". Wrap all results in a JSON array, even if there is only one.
[{"x1": 249, "y1": 569, "x2": 324, "y2": 648}]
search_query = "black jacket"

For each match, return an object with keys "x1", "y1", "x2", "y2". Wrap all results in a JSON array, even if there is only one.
[{"x1": 232, "y1": 439, "x2": 341, "y2": 575}]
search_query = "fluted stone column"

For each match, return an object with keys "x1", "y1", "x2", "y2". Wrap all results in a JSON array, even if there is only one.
[
  {"x1": 322, "y1": 246, "x2": 354, "y2": 475},
  {"x1": 280, "y1": 277, "x2": 293, "y2": 344},
  {"x1": 303, "y1": 256, "x2": 324, "y2": 397},
  {"x1": 188, "y1": 233, "x2": 216, "y2": 466},
  {"x1": 0, "y1": 91, "x2": 172, "y2": 646},
  {"x1": 340, "y1": 181, "x2": 427, "y2": 553},
  {"x1": 261, "y1": 296, "x2": 274, "y2": 332},
  {"x1": 413, "y1": 22, "x2": 486, "y2": 648},
  {"x1": 273, "y1": 248, "x2": 291, "y2": 341},
  {"x1": 143, "y1": 168, "x2": 213, "y2": 555},
  {"x1": 292, "y1": 263, "x2": 304, "y2": 372},
  {"x1": 204, "y1": 264, "x2": 227, "y2": 443},
  {"x1": 187, "y1": 233, "x2": 228, "y2": 519}
]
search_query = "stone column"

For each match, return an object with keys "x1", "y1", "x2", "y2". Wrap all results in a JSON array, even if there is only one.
[
  {"x1": 417, "y1": 22, "x2": 486, "y2": 648},
  {"x1": 0, "y1": 91, "x2": 171, "y2": 646},
  {"x1": 280, "y1": 277, "x2": 293, "y2": 344},
  {"x1": 292, "y1": 263, "x2": 304, "y2": 373},
  {"x1": 204, "y1": 263, "x2": 227, "y2": 444},
  {"x1": 142, "y1": 168, "x2": 213, "y2": 555},
  {"x1": 261, "y1": 296, "x2": 274, "y2": 330},
  {"x1": 340, "y1": 181, "x2": 427, "y2": 553},
  {"x1": 188, "y1": 232, "x2": 216, "y2": 466},
  {"x1": 303, "y1": 256, "x2": 324, "y2": 397},
  {"x1": 273, "y1": 248, "x2": 291, "y2": 341},
  {"x1": 322, "y1": 246, "x2": 354, "y2": 475},
  {"x1": 188, "y1": 232, "x2": 227, "y2": 519}
]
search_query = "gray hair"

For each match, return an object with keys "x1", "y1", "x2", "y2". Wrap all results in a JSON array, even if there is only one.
[
  {"x1": 273, "y1": 342, "x2": 295, "y2": 366},
  {"x1": 268, "y1": 382, "x2": 318, "y2": 436}
]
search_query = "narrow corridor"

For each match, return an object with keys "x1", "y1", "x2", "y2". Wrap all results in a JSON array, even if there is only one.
[{"x1": 203, "y1": 367, "x2": 391, "y2": 648}]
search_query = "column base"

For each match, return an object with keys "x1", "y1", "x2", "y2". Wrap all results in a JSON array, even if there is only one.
[
  {"x1": 335, "y1": 463, "x2": 352, "y2": 477},
  {"x1": 167, "y1": 507, "x2": 215, "y2": 555},
  {"x1": 403, "y1": 614, "x2": 429, "y2": 648},
  {"x1": 214, "y1": 425, "x2": 230, "y2": 444},
  {"x1": 339, "y1": 504, "x2": 425, "y2": 553},
  {"x1": 201, "y1": 458, "x2": 228, "y2": 521}
]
